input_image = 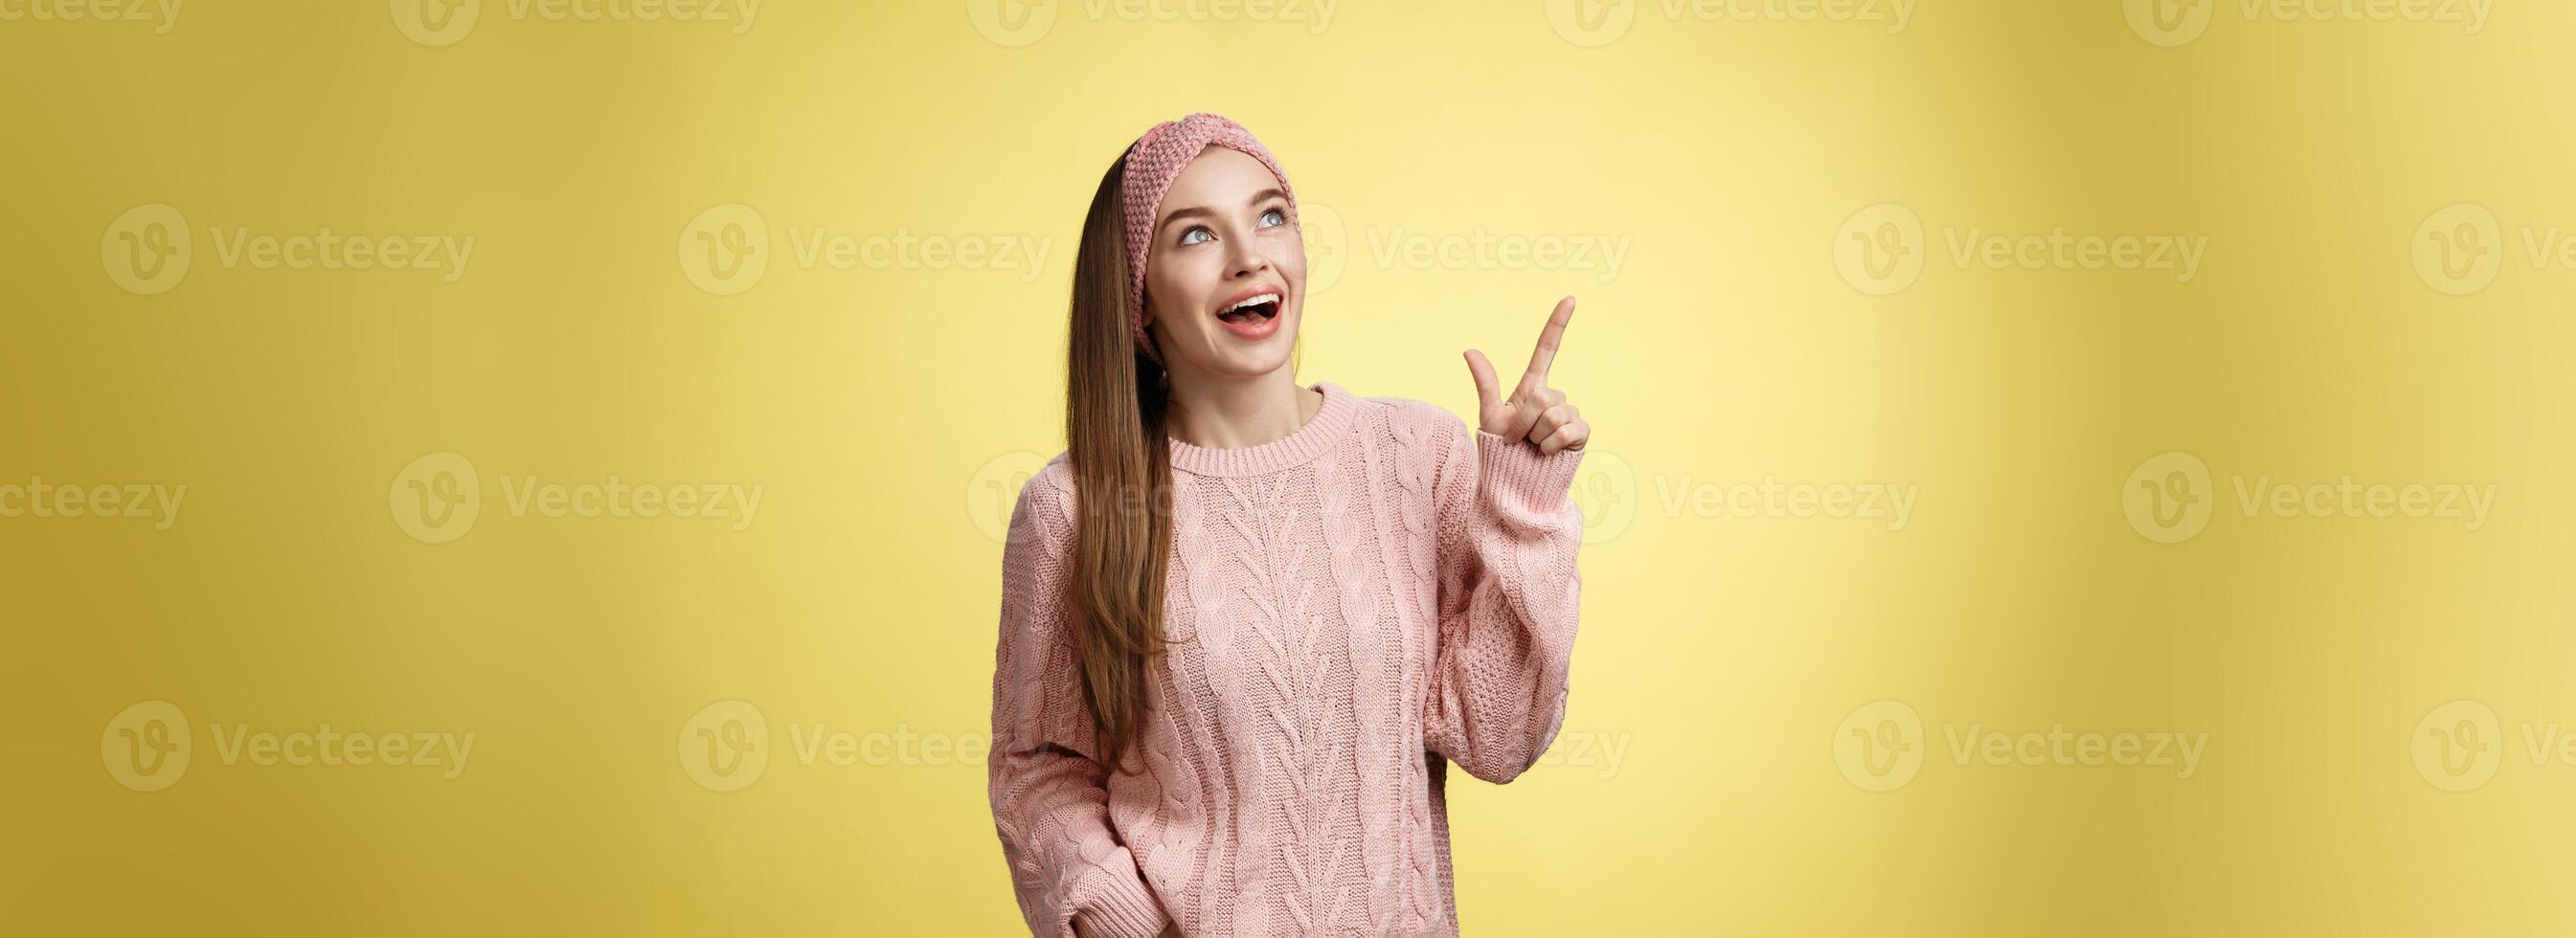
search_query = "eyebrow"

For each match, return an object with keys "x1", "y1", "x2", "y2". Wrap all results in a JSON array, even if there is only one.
[{"x1": 1158, "y1": 188, "x2": 1289, "y2": 235}]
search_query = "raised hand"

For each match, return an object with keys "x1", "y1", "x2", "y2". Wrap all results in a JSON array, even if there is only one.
[{"x1": 1462, "y1": 295, "x2": 1590, "y2": 456}]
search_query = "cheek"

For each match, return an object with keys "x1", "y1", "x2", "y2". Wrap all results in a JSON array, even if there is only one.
[
  {"x1": 1271, "y1": 234, "x2": 1309, "y2": 284},
  {"x1": 1145, "y1": 258, "x2": 1206, "y2": 323}
]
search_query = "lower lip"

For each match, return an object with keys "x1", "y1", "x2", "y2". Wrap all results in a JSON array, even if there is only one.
[{"x1": 1216, "y1": 306, "x2": 1281, "y2": 341}]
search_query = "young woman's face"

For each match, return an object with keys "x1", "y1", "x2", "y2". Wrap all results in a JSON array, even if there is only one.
[{"x1": 1141, "y1": 145, "x2": 1305, "y2": 376}]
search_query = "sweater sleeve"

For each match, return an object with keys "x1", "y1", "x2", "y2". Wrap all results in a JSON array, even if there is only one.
[
  {"x1": 988, "y1": 463, "x2": 1173, "y2": 938},
  {"x1": 1421, "y1": 415, "x2": 1589, "y2": 785}
]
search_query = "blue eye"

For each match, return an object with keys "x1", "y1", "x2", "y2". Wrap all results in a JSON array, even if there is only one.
[
  {"x1": 1260, "y1": 209, "x2": 1286, "y2": 228},
  {"x1": 1179, "y1": 228, "x2": 1210, "y2": 245}
]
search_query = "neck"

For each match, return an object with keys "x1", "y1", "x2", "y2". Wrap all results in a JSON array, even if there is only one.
[{"x1": 1164, "y1": 370, "x2": 1322, "y2": 450}]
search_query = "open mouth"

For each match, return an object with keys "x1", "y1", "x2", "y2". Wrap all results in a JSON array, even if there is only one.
[{"x1": 1216, "y1": 292, "x2": 1281, "y2": 325}]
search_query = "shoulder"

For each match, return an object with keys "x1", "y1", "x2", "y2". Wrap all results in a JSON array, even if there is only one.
[
  {"x1": 1006, "y1": 451, "x2": 1079, "y2": 549},
  {"x1": 1027, "y1": 449, "x2": 1075, "y2": 498}
]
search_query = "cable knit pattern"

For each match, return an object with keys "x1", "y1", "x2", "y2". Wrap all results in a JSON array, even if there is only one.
[{"x1": 988, "y1": 381, "x2": 1586, "y2": 938}]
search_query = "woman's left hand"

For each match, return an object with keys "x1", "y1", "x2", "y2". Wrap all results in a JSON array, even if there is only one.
[{"x1": 1463, "y1": 295, "x2": 1589, "y2": 456}]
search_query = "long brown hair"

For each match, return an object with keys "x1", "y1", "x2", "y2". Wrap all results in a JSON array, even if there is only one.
[{"x1": 1063, "y1": 150, "x2": 1171, "y2": 778}]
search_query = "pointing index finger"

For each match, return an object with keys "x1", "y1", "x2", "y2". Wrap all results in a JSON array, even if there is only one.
[{"x1": 1522, "y1": 296, "x2": 1575, "y2": 388}]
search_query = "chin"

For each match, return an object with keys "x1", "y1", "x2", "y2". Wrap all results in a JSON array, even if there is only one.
[{"x1": 1201, "y1": 343, "x2": 1297, "y2": 377}]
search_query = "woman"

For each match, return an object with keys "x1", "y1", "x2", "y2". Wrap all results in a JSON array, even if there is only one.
[{"x1": 988, "y1": 111, "x2": 1592, "y2": 938}]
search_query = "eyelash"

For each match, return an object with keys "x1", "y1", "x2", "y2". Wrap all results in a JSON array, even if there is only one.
[{"x1": 1179, "y1": 207, "x2": 1289, "y2": 246}]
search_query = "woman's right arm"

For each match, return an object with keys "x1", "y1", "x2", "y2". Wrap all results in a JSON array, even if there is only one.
[{"x1": 988, "y1": 461, "x2": 1172, "y2": 938}]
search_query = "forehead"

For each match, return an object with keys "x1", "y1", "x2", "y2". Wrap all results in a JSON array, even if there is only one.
[{"x1": 1160, "y1": 146, "x2": 1278, "y2": 212}]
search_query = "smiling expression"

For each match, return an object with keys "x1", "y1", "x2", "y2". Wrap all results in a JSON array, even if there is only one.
[{"x1": 1140, "y1": 145, "x2": 1306, "y2": 375}]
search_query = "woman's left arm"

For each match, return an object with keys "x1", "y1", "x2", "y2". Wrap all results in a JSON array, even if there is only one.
[{"x1": 1422, "y1": 296, "x2": 1592, "y2": 785}]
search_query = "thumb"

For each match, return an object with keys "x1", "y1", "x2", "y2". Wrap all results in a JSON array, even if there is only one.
[{"x1": 1463, "y1": 348, "x2": 1502, "y2": 409}]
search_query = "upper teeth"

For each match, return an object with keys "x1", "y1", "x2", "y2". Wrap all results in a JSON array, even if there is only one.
[{"x1": 1225, "y1": 294, "x2": 1279, "y2": 313}]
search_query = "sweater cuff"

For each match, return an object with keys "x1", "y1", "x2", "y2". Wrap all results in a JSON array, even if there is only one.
[
  {"x1": 1068, "y1": 859, "x2": 1168, "y2": 938},
  {"x1": 1475, "y1": 429, "x2": 1587, "y2": 520}
]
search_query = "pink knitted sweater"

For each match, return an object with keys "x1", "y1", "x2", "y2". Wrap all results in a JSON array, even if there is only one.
[{"x1": 988, "y1": 380, "x2": 1587, "y2": 937}]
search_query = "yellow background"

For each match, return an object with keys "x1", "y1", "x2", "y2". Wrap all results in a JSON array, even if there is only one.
[{"x1": 7, "y1": 0, "x2": 2574, "y2": 934}]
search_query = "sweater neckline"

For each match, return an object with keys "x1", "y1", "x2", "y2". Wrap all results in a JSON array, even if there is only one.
[{"x1": 1165, "y1": 380, "x2": 1358, "y2": 478}]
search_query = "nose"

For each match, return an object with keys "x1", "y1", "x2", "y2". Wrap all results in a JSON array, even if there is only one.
[{"x1": 1224, "y1": 234, "x2": 1269, "y2": 279}]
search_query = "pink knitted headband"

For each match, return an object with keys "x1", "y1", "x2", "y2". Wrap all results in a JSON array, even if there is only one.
[{"x1": 1119, "y1": 112, "x2": 1299, "y2": 367}]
